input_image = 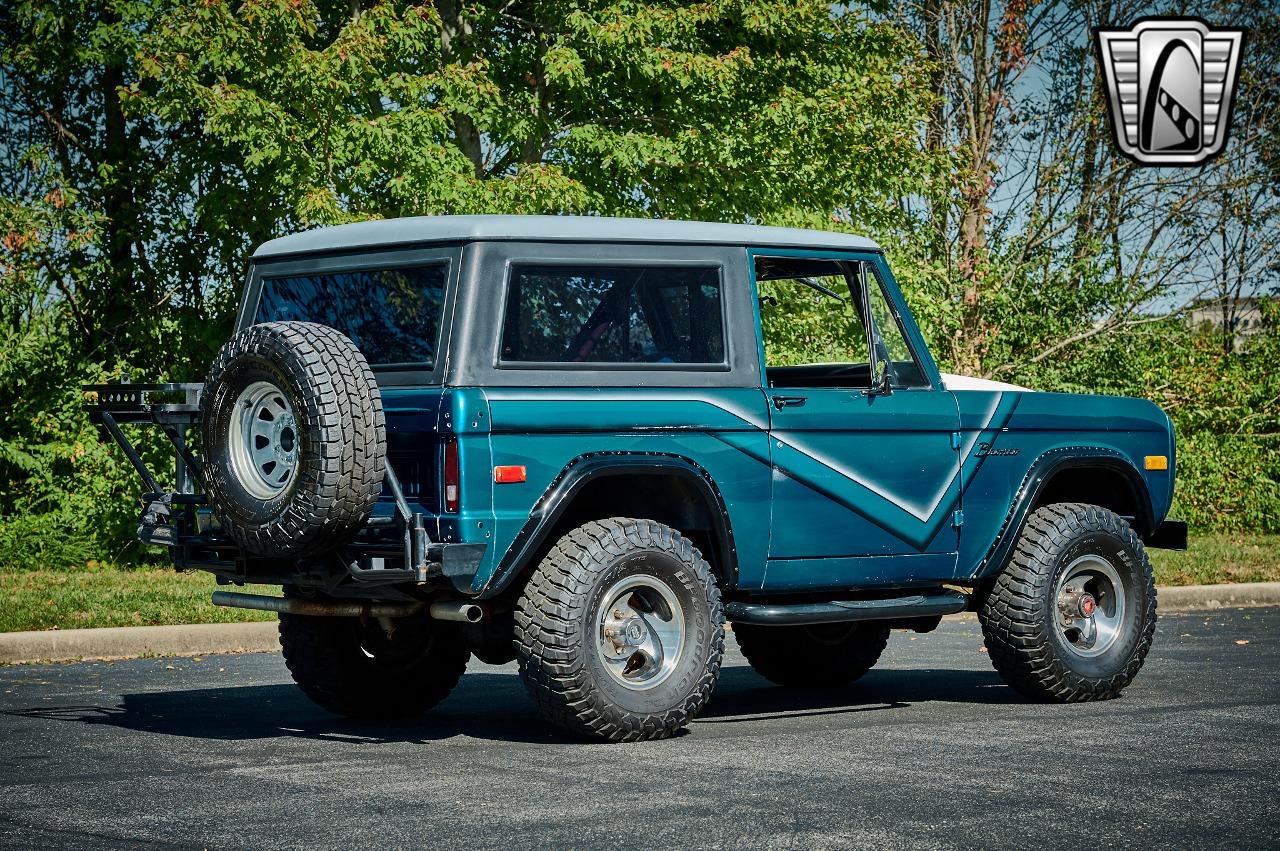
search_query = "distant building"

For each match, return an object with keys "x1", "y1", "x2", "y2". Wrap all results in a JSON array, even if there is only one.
[{"x1": 1186, "y1": 296, "x2": 1270, "y2": 351}]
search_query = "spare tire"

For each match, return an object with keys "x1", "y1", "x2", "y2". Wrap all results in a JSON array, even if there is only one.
[{"x1": 200, "y1": 321, "x2": 385, "y2": 557}]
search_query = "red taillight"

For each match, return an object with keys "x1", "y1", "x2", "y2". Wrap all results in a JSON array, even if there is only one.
[{"x1": 442, "y1": 438, "x2": 459, "y2": 513}]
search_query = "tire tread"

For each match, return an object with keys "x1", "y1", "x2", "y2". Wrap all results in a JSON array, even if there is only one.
[
  {"x1": 514, "y1": 518, "x2": 725, "y2": 742},
  {"x1": 979, "y1": 502, "x2": 1157, "y2": 702}
]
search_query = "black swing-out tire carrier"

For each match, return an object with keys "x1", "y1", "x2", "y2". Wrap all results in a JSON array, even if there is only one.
[{"x1": 83, "y1": 380, "x2": 483, "y2": 597}]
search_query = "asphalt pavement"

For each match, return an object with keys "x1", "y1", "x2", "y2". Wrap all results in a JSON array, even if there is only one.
[{"x1": 1, "y1": 608, "x2": 1276, "y2": 850}]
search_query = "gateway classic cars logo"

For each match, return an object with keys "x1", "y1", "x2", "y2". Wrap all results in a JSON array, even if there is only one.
[{"x1": 1094, "y1": 17, "x2": 1246, "y2": 166}]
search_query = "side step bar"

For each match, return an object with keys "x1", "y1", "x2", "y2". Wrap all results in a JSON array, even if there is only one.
[{"x1": 724, "y1": 591, "x2": 967, "y2": 626}]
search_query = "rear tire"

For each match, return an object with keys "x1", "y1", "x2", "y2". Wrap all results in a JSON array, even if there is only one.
[
  {"x1": 514, "y1": 518, "x2": 724, "y2": 742},
  {"x1": 278, "y1": 601, "x2": 469, "y2": 719},
  {"x1": 979, "y1": 503, "x2": 1156, "y2": 702},
  {"x1": 733, "y1": 621, "x2": 890, "y2": 688}
]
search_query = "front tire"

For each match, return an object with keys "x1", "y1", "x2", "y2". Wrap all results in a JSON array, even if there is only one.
[
  {"x1": 979, "y1": 503, "x2": 1156, "y2": 702},
  {"x1": 278, "y1": 603, "x2": 469, "y2": 719},
  {"x1": 514, "y1": 518, "x2": 725, "y2": 742},
  {"x1": 733, "y1": 621, "x2": 890, "y2": 688}
]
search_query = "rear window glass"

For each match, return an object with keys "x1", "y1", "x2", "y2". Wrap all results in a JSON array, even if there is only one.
[
  {"x1": 255, "y1": 264, "x2": 446, "y2": 368},
  {"x1": 501, "y1": 265, "x2": 724, "y2": 365}
]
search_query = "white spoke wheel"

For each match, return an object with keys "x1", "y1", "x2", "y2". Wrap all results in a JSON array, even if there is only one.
[
  {"x1": 978, "y1": 503, "x2": 1156, "y2": 702},
  {"x1": 514, "y1": 518, "x2": 724, "y2": 742}
]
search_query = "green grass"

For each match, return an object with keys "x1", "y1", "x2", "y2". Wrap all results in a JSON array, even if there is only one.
[
  {"x1": 1149, "y1": 534, "x2": 1280, "y2": 587},
  {"x1": 0, "y1": 565, "x2": 275, "y2": 633},
  {"x1": 1, "y1": 534, "x2": 1276, "y2": 633}
]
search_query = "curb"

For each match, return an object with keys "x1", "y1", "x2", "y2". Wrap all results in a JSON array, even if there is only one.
[
  {"x1": 2, "y1": 583, "x2": 1279, "y2": 665},
  {"x1": 1156, "y1": 581, "x2": 1280, "y2": 612},
  {"x1": 0, "y1": 621, "x2": 279, "y2": 665}
]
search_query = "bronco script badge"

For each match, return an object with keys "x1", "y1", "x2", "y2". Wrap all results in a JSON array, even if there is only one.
[{"x1": 1094, "y1": 17, "x2": 1246, "y2": 166}]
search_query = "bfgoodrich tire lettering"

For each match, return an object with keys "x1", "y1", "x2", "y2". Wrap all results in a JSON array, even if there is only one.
[
  {"x1": 514, "y1": 518, "x2": 724, "y2": 742},
  {"x1": 201, "y1": 321, "x2": 385, "y2": 558},
  {"x1": 979, "y1": 503, "x2": 1157, "y2": 702}
]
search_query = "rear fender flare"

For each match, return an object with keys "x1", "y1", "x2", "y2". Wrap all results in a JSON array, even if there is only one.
[{"x1": 481, "y1": 452, "x2": 738, "y2": 597}]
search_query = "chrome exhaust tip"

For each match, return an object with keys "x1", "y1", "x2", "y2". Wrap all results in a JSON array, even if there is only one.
[{"x1": 428, "y1": 601, "x2": 485, "y2": 623}]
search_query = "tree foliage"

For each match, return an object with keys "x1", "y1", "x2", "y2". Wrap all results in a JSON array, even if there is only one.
[
  {"x1": 133, "y1": 0, "x2": 933, "y2": 227},
  {"x1": 0, "y1": 0, "x2": 1276, "y2": 572}
]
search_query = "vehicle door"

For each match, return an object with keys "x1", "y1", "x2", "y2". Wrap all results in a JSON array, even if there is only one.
[{"x1": 754, "y1": 251, "x2": 962, "y2": 590}]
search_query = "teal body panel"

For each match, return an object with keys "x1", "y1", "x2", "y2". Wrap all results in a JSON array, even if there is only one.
[
  {"x1": 760, "y1": 387, "x2": 962, "y2": 589},
  {"x1": 764, "y1": 389, "x2": 960, "y2": 557},
  {"x1": 953, "y1": 389, "x2": 1176, "y2": 578},
  {"x1": 380, "y1": 383, "x2": 1176, "y2": 597},
  {"x1": 463, "y1": 387, "x2": 773, "y2": 594}
]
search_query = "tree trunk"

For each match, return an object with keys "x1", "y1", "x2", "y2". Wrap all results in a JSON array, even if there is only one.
[
  {"x1": 956, "y1": 0, "x2": 995, "y2": 374},
  {"x1": 1072, "y1": 0, "x2": 1109, "y2": 270},
  {"x1": 923, "y1": 0, "x2": 949, "y2": 265},
  {"x1": 98, "y1": 17, "x2": 138, "y2": 358},
  {"x1": 438, "y1": 0, "x2": 484, "y2": 178}
]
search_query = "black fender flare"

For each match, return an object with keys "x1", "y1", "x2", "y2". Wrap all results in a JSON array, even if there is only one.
[
  {"x1": 480, "y1": 452, "x2": 739, "y2": 598},
  {"x1": 972, "y1": 447, "x2": 1155, "y2": 581}
]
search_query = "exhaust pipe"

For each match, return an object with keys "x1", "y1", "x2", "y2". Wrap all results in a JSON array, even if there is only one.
[
  {"x1": 211, "y1": 591, "x2": 425, "y2": 619},
  {"x1": 428, "y1": 601, "x2": 485, "y2": 623}
]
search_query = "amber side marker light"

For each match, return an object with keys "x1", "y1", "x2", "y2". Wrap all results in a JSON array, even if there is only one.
[
  {"x1": 1144, "y1": 455, "x2": 1169, "y2": 471},
  {"x1": 494, "y1": 465, "x2": 527, "y2": 484}
]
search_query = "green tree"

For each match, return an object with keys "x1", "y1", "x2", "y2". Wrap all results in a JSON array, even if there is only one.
[{"x1": 133, "y1": 0, "x2": 934, "y2": 229}]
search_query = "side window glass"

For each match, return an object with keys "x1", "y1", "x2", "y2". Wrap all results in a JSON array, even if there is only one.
[
  {"x1": 753, "y1": 256, "x2": 928, "y2": 389},
  {"x1": 755, "y1": 259, "x2": 867, "y2": 369},
  {"x1": 257, "y1": 264, "x2": 446, "y2": 367},
  {"x1": 866, "y1": 268, "x2": 929, "y2": 388},
  {"x1": 501, "y1": 265, "x2": 724, "y2": 365}
]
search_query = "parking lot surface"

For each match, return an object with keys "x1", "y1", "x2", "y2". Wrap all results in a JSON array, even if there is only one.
[{"x1": 1, "y1": 608, "x2": 1276, "y2": 850}]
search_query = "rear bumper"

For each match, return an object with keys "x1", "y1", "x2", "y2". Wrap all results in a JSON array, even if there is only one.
[
  {"x1": 1144, "y1": 520, "x2": 1188, "y2": 550},
  {"x1": 85, "y1": 379, "x2": 483, "y2": 594}
]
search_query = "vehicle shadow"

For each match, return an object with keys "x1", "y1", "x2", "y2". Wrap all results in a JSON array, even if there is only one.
[{"x1": 2, "y1": 665, "x2": 1015, "y2": 746}]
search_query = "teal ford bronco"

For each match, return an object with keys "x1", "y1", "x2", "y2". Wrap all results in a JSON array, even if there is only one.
[{"x1": 89, "y1": 215, "x2": 1186, "y2": 742}]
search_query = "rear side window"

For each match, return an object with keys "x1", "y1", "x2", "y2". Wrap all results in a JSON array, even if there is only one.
[
  {"x1": 500, "y1": 265, "x2": 724, "y2": 365},
  {"x1": 255, "y1": 264, "x2": 446, "y2": 368}
]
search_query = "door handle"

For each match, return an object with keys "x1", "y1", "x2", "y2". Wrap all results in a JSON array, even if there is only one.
[{"x1": 772, "y1": 395, "x2": 808, "y2": 410}]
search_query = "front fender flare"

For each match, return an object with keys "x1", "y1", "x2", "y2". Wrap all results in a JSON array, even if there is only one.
[{"x1": 972, "y1": 447, "x2": 1155, "y2": 581}]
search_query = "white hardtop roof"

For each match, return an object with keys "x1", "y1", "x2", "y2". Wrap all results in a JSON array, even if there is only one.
[{"x1": 252, "y1": 214, "x2": 881, "y2": 259}]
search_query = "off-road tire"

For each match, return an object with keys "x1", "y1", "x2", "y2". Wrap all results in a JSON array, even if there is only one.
[
  {"x1": 278, "y1": 605, "x2": 469, "y2": 719},
  {"x1": 979, "y1": 503, "x2": 1156, "y2": 702},
  {"x1": 733, "y1": 621, "x2": 891, "y2": 688},
  {"x1": 514, "y1": 518, "x2": 725, "y2": 742},
  {"x1": 201, "y1": 321, "x2": 385, "y2": 557}
]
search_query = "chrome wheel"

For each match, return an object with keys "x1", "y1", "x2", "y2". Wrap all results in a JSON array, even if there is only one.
[
  {"x1": 1055, "y1": 554, "x2": 1127, "y2": 658},
  {"x1": 228, "y1": 380, "x2": 299, "y2": 500},
  {"x1": 595, "y1": 575, "x2": 686, "y2": 691}
]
